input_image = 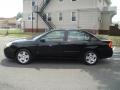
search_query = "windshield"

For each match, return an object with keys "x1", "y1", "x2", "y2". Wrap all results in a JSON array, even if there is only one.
[{"x1": 30, "y1": 32, "x2": 48, "y2": 40}]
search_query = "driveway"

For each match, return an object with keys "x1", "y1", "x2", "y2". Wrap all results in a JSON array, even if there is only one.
[{"x1": 0, "y1": 36, "x2": 120, "y2": 90}]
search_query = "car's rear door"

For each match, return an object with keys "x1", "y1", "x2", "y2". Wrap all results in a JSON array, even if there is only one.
[
  {"x1": 37, "y1": 30, "x2": 65, "y2": 57},
  {"x1": 62, "y1": 30, "x2": 92, "y2": 58}
]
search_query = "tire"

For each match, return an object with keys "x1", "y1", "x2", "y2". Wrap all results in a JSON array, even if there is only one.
[
  {"x1": 16, "y1": 49, "x2": 32, "y2": 64},
  {"x1": 84, "y1": 51, "x2": 98, "y2": 65}
]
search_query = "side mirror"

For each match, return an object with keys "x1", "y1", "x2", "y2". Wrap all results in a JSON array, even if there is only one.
[{"x1": 40, "y1": 39, "x2": 46, "y2": 42}]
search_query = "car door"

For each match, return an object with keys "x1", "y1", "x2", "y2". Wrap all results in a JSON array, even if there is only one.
[
  {"x1": 37, "y1": 30, "x2": 65, "y2": 57},
  {"x1": 62, "y1": 30, "x2": 91, "y2": 58}
]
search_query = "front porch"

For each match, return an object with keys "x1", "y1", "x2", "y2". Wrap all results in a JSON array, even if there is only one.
[{"x1": 99, "y1": 6, "x2": 117, "y2": 31}]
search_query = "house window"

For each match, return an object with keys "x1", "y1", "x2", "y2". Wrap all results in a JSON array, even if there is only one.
[
  {"x1": 59, "y1": 0, "x2": 63, "y2": 2},
  {"x1": 28, "y1": 16, "x2": 31, "y2": 20},
  {"x1": 59, "y1": 12, "x2": 63, "y2": 21},
  {"x1": 72, "y1": 12, "x2": 76, "y2": 21},
  {"x1": 32, "y1": 0, "x2": 35, "y2": 6},
  {"x1": 47, "y1": 13, "x2": 52, "y2": 21},
  {"x1": 28, "y1": 16, "x2": 35, "y2": 20}
]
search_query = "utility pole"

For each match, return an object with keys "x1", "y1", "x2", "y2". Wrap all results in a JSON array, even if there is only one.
[
  {"x1": 32, "y1": 0, "x2": 35, "y2": 33},
  {"x1": 32, "y1": 12, "x2": 33, "y2": 33},
  {"x1": 77, "y1": 9, "x2": 80, "y2": 29},
  {"x1": 36, "y1": 6, "x2": 38, "y2": 32}
]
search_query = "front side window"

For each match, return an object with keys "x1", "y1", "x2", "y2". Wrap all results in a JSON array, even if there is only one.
[
  {"x1": 42, "y1": 31, "x2": 65, "y2": 42},
  {"x1": 67, "y1": 31, "x2": 90, "y2": 41}
]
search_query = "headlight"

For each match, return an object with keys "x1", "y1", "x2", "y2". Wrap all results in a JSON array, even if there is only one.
[{"x1": 6, "y1": 42, "x2": 12, "y2": 47}]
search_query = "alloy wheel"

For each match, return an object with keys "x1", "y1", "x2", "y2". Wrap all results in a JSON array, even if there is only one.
[
  {"x1": 17, "y1": 50, "x2": 31, "y2": 64},
  {"x1": 84, "y1": 51, "x2": 97, "y2": 65}
]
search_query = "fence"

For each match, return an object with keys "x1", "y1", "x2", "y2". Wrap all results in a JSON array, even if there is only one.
[
  {"x1": 109, "y1": 25, "x2": 120, "y2": 36},
  {"x1": 99, "y1": 24, "x2": 120, "y2": 36}
]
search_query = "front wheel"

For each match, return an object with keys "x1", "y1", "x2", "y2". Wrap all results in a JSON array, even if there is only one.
[
  {"x1": 16, "y1": 49, "x2": 32, "y2": 64},
  {"x1": 84, "y1": 51, "x2": 98, "y2": 65}
]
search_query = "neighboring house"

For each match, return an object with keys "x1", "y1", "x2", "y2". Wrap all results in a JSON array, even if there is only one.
[
  {"x1": 16, "y1": 18, "x2": 23, "y2": 29},
  {"x1": 0, "y1": 17, "x2": 16, "y2": 29},
  {"x1": 23, "y1": 0, "x2": 117, "y2": 34}
]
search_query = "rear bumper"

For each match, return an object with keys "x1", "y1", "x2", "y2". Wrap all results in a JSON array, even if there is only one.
[{"x1": 100, "y1": 48, "x2": 113, "y2": 59}]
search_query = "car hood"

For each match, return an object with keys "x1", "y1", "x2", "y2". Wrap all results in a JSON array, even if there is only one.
[
  {"x1": 12, "y1": 38, "x2": 31, "y2": 43},
  {"x1": 11, "y1": 38, "x2": 35, "y2": 45}
]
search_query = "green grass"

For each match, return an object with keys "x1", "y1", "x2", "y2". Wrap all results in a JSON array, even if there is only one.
[
  {"x1": 96, "y1": 35, "x2": 120, "y2": 47},
  {"x1": 0, "y1": 29, "x2": 23, "y2": 35},
  {"x1": 108, "y1": 36, "x2": 120, "y2": 47},
  {"x1": 8, "y1": 29, "x2": 23, "y2": 34},
  {"x1": 0, "y1": 29, "x2": 39, "y2": 38},
  {"x1": 0, "y1": 29, "x2": 8, "y2": 35}
]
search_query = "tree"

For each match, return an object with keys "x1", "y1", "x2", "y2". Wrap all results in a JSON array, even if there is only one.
[{"x1": 16, "y1": 12, "x2": 23, "y2": 20}]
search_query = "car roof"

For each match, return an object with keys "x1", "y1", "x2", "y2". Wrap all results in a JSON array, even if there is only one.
[
  {"x1": 50, "y1": 29, "x2": 92, "y2": 34},
  {"x1": 49, "y1": 29, "x2": 98, "y2": 39}
]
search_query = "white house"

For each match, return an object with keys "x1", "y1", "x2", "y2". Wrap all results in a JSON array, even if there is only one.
[{"x1": 23, "y1": 0, "x2": 116, "y2": 34}]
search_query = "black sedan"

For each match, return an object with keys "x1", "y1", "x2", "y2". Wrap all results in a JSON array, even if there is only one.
[{"x1": 4, "y1": 30, "x2": 113, "y2": 65}]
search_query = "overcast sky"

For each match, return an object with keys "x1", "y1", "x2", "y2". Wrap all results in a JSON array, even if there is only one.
[
  {"x1": 0, "y1": 0, "x2": 119, "y2": 22},
  {"x1": 111, "y1": 0, "x2": 120, "y2": 23},
  {"x1": 0, "y1": 0, "x2": 23, "y2": 18}
]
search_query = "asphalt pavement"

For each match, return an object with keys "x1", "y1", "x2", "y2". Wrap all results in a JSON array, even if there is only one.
[{"x1": 0, "y1": 36, "x2": 120, "y2": 90}]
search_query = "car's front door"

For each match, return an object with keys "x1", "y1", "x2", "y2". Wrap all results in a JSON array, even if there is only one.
[{"x1": 37, "y1": 30, "x2": 65, "y2": 57}]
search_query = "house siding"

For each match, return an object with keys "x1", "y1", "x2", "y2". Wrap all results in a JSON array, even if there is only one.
[{"x1": 23, "y1": 0, "x2": 116, "y2": 34}]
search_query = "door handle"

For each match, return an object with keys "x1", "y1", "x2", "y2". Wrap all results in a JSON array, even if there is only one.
[{"x1": 49, "y1": 44, "x2": 53, "y2": 47}]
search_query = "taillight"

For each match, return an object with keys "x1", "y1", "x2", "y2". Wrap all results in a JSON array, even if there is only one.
[{"x1": 109, "y1": 41, "x2": 112, "y2": 48}]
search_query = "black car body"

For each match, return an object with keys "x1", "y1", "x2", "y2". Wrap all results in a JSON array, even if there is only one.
[{"x1": 4, "y1": 30, "x2": 113, "y2": 65}]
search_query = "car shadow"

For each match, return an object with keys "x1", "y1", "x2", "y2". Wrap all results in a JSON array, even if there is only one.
[
  {"x1": 1, "y1": 58, "x2": 84, "y2": 70},
  {"x1": 1, "y1": 58, "x2": 120, "y2": 90},
  {"x1": 0, "y1": 58, "x2": 112, "y2": 70}
]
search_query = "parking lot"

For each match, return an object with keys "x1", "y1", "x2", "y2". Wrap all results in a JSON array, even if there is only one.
[{"x1": 0, "y1": 36, "x2": 120, "y2": 90}]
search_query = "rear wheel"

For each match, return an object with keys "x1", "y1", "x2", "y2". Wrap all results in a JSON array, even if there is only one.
[
  {"x1": 16, "y1": 49, "x2": 32, "y2": 64},
  {"x1": 84, "y1": 51, "x2": 98, "y2": 65}
]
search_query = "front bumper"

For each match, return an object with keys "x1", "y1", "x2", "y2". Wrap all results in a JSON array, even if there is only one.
[{"x1": 4, "y1": 47, "x2": 16, "y2": 59}]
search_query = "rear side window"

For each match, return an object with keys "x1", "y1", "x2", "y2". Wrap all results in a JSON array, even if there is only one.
[{"x1": 67, "y1": 31, "x2": 91, "y2": 41}]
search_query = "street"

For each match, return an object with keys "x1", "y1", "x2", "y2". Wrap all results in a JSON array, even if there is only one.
[{"x1": 0, "y1": 36, "x2": 120, "y2": 90}]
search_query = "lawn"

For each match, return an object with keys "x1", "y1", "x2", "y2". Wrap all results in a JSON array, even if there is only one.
[
  {"x1": 0, "y1": 29, "x2": 23, "y2": 35},
  {"x1": 0, "y1": 29, "x2": 39, "y2": 38},
  {"x1": 96, "y1": 35, "x2": 120, "y2": 47}
]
